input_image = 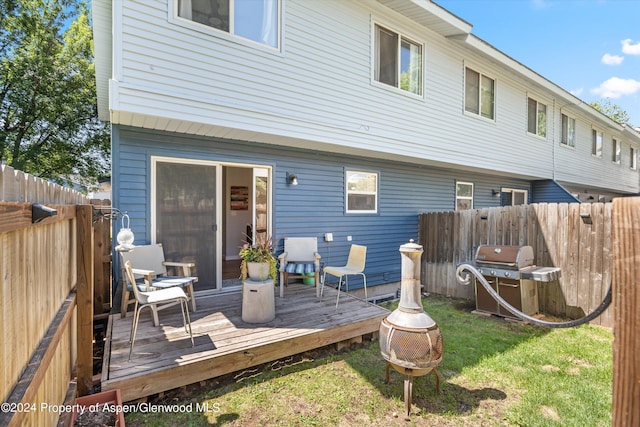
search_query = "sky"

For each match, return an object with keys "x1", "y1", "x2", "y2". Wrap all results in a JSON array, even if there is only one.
[{"x1": 435, "y1": 0, "x2": 640, "y2": 128}]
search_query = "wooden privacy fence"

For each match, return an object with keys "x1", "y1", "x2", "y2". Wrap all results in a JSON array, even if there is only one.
[
  {"x1": 419, "y1": 202, "x2": 613, "y2": 327},
  {"x1": 0, "y1": 165, "x2": 109, "y2": 426}
]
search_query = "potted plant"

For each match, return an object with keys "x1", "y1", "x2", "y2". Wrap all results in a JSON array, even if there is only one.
[
  {"x1": 69, "y1": 389, "x2": 125, "y2": 426},
  {"x1": 239, "y1": 234, "x2": 278, "y2": 282}
]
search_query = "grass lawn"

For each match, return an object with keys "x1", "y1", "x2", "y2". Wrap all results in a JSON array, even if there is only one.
[{"x1": 123, "y1": 295, "x2": 612, "y2": 426}]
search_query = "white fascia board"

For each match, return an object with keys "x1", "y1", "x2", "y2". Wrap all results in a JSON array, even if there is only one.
[
  {"x1": 463, "y1": 35, "x2": 623, "y2": 132},
  {"x1": 91, "y1": 0, "x2": 113, "y2": 122}
]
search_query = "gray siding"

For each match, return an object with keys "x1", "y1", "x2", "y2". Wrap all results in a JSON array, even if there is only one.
[{"x1": 106, "y1": 0, "x2": 640, "y2": 194}]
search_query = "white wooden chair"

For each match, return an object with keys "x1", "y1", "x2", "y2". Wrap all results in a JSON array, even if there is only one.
[
  {"x1": 120, "y1": 244, "x2": 197, "y2": 323},
  {"x1": 278, "y1": 237, "x2": 321, "y2": 298},
  {"x1": 123, "y1": 261, "x2": 194, "y2": 360},
  {"x1": 321, "y1": 244, "x2": 367, "y2": 308}
]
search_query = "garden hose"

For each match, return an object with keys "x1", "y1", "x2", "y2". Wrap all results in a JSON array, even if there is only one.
[{"x1": 456, "y1": 263, "x2": 612, "y2": 328}]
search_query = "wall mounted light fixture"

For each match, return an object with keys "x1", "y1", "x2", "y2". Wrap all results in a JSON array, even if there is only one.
[
  {"x1": 491, "y1": 189, "x2": 500, "y2": 197},
  {"x1": 286, "y1": 172, "x2": 298, "y2": 186},
  {"x1": 32, "y1": 203, "x2": 58, "y2": 223}
]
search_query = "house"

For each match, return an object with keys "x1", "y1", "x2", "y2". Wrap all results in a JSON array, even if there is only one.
[{"x1": 92, "y1": 0, "x2": 640, "y2": 297}]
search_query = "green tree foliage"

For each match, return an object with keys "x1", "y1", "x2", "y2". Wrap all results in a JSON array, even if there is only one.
[
  {"x1": 589, "y1": 99, "x2": 632, "y2": 127},
  {"x1": 0, "y1": 0, "x2": 109, "y2": 191}
]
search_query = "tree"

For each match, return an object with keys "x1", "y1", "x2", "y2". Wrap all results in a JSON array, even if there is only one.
[
  {"x1": 0, "y1": 0, "x2": 109, "y2": 191},
  {"x1": 589, "y1": 99, "x2": 633, "y2": 127}
]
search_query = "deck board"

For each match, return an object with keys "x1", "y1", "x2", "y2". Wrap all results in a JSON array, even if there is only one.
[{"x1": 102, "y1": 284, "x2": 389, "y2": 401}]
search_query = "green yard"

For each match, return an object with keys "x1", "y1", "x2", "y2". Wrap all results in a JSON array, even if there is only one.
[{"x1": 124, "y1": 296, "x2": 612, "y2": 427}]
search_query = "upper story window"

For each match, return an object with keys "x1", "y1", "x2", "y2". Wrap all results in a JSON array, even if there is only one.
[
  {"x1": 346, "y1": 171, "x2": 378, "y2": 214},
  {"x1": 631, "y1": 147, "x2": 638, "y2": 170},
  {"x1": 561, "y1": 114, "x2": 576, "y2": 147},
  {"x1": 592, "y1": 129, "x2": 603, "y2": 157},
  {"x1": 527, "y1": 97, "x2": 546, "y2": 138},
  {"x1": 612, "y1": 138, "x2": 621, "y2": 164},
  {"x1": 455, "y1": 181, "x2": 473, "y2": 210},
  {"x1": 374, "y1": 24, "x2": 423, "y2": 96},
  {"x1": 465, "y1": 67, "x2": 495, "y2": 120},
  {"x1": 177, "y1": 0, "x2": 279, "y2": 48}
]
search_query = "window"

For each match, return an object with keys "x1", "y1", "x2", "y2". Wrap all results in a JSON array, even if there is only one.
[
  {"x1": 374, "y1": 24, "x2": 422, "y2": 95},
  {"x1": 631, "y1": 147, "x2": 638, "y2": 170},
  {"x1": 592, "y1": 130, "x2": 603, "y2": 157},
  {"x1": 612, "y1": 138, "x2": 621, "y2": 163},
  {"x1": 346, "y1": 171, "x2": 378, "y2": 213},
  {"x1": 455, "y1": 182, "x2": 473, "y2": 210},
  {"x1": 176, "y1": 0, "x2": 279, "y2": 48},
  {"x1": 465, "y1": 67, "x2": 495, "y2": 120},
  {"x1": 501, "y1": 188, "x2": 528, "y2": 206},
  {"x1": 527, "y1": 97, "x2": 546, "y2": 138},
  {"x1": 561, "y1": 114, "x2": 575, "y2": 147}
]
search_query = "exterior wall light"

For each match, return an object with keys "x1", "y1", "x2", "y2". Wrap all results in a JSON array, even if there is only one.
[{"x1": 286, "y1": 173, "x2": 298, "y2": 186}]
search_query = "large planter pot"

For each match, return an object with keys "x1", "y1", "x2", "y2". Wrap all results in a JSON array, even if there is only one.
[
  {"x1": 69, "y1": 389, "x2": 125, "y2": 426},
  {"x1": 247, "y1": 261, "x2": 271, "y2": 281}
]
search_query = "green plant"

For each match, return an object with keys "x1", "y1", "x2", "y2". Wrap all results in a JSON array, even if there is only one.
[{"x1": 239, "y1": 234, "x2": 277, "y2": 281}]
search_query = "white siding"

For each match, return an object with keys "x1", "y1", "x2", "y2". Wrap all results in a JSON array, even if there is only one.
[{"x1": 104, "y1": 0, "x2": 640, "y2": 194}]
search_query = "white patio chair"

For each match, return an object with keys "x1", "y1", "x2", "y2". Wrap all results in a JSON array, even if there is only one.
[
  {"x1": 120, "y1": 244, "x2": 197, "y2": 322},
  {"x1": 278, "y1": 237, "x2": 321, "y2": 298},
  {"x1": 123, "y1": 261, "x2": 194, "y2": 361},
  {"x1": 321, "y1": 244, "x2": 367, "y2": 308}
]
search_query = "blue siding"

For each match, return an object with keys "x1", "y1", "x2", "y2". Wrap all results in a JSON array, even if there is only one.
[
  {"x1": 114, "y1": 125, "x2": 537, "y2": 289},
  {"x1": 531, "y1": 180, "x2": 580, "y2": 203}
]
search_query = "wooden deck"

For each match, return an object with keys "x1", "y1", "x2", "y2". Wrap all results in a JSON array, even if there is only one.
[{"x1": 101, "y1": 283, "x2": 389, "y2": 402}]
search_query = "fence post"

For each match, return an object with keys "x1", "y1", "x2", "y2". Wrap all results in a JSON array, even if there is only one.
[
  {"x1": 612, "y1": 197, "x2": 640, "y2": 426},
  {"x1": 76, "y1": 205, "x2": 94, "y2": 396}
]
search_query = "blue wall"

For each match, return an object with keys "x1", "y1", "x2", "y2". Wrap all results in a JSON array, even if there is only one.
[{"x1": 113, "y1": 125, "x2": 537, "y2": 289}]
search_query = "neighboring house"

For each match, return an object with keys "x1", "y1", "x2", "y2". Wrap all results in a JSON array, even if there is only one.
[{"x1": 92, "y1": 0, "x2": 640, "y2": 296}]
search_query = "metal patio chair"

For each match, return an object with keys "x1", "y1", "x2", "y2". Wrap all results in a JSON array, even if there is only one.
[{"x1": 321, "y1": 244, "x2": 367, "y2": 308}]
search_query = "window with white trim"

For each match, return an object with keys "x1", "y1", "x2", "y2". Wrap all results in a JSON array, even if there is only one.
[
  {"x1": 346, "y1": 171, "x2": 378, "y2": 213},
  {"x1": 612, "y1": 138, "x2": 621, "y2": 163},
  {"x1": 527, "y1": 97, "x2": 547, "y2": 138},
  {"x1": 374, "y1": 24, "x2": 422, "y2": 95},
  {"x1": 465, "y1": 67, "x2": 495, "y2": 120},
  {"x1": 561, "y1": 114, "x2": 575, "y2": 147},
  {"x1": 631, "y1": 147, "x2": 638, "y2": 170},
  {"x1": 176, "y1": 0, "x2": 279, "y2": 48},
  {"x1": 502, "y1": 188, "x2": 528, "y2": 206},
  {"x1": 592, "y1": 129, "x2": 603, "y2": 157},
  {"x1": 455, "y1": 182, "x2": 473, "y2": 210}
]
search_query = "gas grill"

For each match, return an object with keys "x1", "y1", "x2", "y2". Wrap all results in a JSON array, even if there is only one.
[{"x1": 467, "y1": 245, "x2": 561, "y2": 319}]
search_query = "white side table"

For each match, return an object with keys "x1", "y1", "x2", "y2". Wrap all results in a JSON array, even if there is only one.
[{"x1": 242, "y1": 279, "x2": 275, "y2": 323}]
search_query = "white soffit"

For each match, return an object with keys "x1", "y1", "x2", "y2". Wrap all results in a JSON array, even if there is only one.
[{"x1": 376, "y1": 0, "x2": 472, "y2": 38}]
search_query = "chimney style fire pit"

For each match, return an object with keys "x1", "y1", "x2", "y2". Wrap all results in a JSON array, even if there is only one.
[{"x1": 379, "y1": 240, "x2": 443, "y2": 418}]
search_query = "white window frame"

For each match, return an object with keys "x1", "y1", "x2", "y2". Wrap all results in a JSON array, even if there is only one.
[
  {"x1": 373, "y1": 22, "x2": 423, "y2": 97},
  {"x1": 561, "y1": 113, "x2": 576, "y2": 147},
  {"x1": 464, "y1": 66, "x2": 495, "y2": 121},
  {"x1": 455, "y1": 181, "x2": 474, "y2": 211},
  {"x1": 612, "y1": 138, "x2": 621, "y2": 164},
  {"x1": 592, "y1": 129, "x2": 603, "y2": 158},
  {"x1": 172, "y1": 0, "x2": 281, "y2": 50},
  {"x1": 527, "y1": 97, "x2": 547, "y2": 138},
  {"x1": 345, "y1": 170, "x2": 378, "y2": 214},
  {"x1": 502, "y1": 188, "x2": 529, "y2": 206},
  {"x1": 631, "y1": 147, "x2": 638, "y2": 170}
]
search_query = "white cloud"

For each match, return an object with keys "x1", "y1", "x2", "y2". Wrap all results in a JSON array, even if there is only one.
[
  {"x1": 570, "y1": 88, "x2": 584, "y2": 97},
  {"x1": 601, "y1": 53, "x2": 624, "y2": 65},
  {"x1": 621, "y1": 39, "x2": 640, "y2": 55},
  {"x1": 591, "y1": 77, "x2": 640, "y2": 98}
]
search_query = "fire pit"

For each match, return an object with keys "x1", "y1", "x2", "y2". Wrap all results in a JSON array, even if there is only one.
[{"x1": 379, "y1": 240, "x2": 442, "y2": 418}]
